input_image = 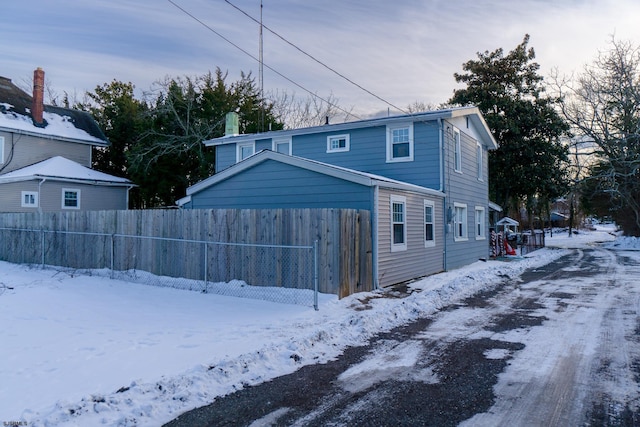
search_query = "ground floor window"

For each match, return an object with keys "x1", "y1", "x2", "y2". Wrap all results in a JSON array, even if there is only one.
[
  {"x1": 424, "y1": 200, "x2": 435, "y2": 247},
  {"x1": 62, "y1": 188, "x2": 80, "y2": 209},
  {"x1": 454, "y1": 202, "x2": 468, "y2": 241},
  {"x1": 391, "y1": 195, "x2": 407, "y2": 251},
  {"x1": 475, "y1": 206, "x2": 486, "y2": 240},
  {"x1": 21, "y1": 191, "x2": 38, "y2": 208}
]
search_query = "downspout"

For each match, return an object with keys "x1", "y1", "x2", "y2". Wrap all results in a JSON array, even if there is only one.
[
  {"x1": 37, "y1": 178, "x2": 46, "y2": 213},
  {"x1": 125, "y1": 185, "x2": 135, "y2": 209},
  {"x1": 372, "y1": 185, "x2": 379, "y2": 290},
  {"x1": 438, "y1": 118, "x2": 447, "y2": 272}
]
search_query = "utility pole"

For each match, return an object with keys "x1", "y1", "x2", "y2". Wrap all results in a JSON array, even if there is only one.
[{"x1": 259, "y1": 0, "x2": 264, "y2": 132}]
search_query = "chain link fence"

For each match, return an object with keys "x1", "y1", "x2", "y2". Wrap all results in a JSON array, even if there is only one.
[{"x1": 0, "y1": 227, "x2": 319, "y2": 309}]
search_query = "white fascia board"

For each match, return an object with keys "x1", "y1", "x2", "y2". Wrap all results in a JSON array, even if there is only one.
[
  {"x1": 202, "y1": 107, "x2": 484, "y2": 147},
  {"x1": 187, "y1": 151, "x2": 374, "y2": 195},
  {"x1": 0, "y1": 174, "x2": 135, "y2": 187},
  {"x1": 449, "y1": 108, "x2": 498, "y2": 150},
  {"x1": 0, "y1": 126, "x2": 109, "y2": 147},
  {"x1": 187, "y1": 150, "x2": 444, "y2": 199},
  {"x1": 176, "y1": 195, "x2": 191, "y2": 207}
]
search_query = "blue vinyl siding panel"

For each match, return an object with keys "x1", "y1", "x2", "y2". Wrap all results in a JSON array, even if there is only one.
[
  {"x1": 443, "y1": 121, "x2": 490, "y2": 269},
  {"x1": 214, "y1": 121, "x2": 442, "y2": 189},
  {"x1": 292, "y1": 122, "x2": 441, "y2": 189},
  {"x1": 215, "y1": 144, "x2": 236, "y2": 173},
  {"x1": 190, "y1": 159, "x2": 373, "y2": 210}
]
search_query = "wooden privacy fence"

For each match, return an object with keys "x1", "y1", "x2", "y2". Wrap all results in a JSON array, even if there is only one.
[{"x1": 0, "y1": 209, "x2": 373, "y2": 298}]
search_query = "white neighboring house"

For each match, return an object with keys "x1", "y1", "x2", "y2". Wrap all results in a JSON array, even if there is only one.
[{"x1": 0, "y1": 68, "x2": 134, "y2": 212}]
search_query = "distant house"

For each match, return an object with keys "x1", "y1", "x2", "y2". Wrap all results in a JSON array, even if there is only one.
[
  {"x1": 180, "y1": 107, "x2": 498, "y2": 288},
  {"x1": 0, "y1": 68, "x2": 134, "y2": 212}
]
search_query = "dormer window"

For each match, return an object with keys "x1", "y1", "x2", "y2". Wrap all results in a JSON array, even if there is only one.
[
  {"x1": 237, "y1": 142, "x2": 255, "y2": 162},
  {"x1": 327, "y1": 134, "x2": 350, "y2": 153},
  {"x1": 273, "y1": 137, "x2": 291, "y2": 155},
  {"x1": 386, "y1": 123, "x2": 413, "y2": 162}
]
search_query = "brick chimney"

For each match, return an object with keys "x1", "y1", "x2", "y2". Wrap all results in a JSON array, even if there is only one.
[{"x1": 32, "y1": 67, "x2": 45, "y2": 126}]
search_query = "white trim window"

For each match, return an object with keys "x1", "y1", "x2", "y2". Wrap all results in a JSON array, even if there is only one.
[
  {"x1": 424, "y1": 200, "x2": 435, "y2": 247},
  {"x1": 390, "y1": 195, "x2": 407, "y2": 251},
  {"x1": 475, "y1": 206, "x2": 486, "y2": 240},
  {"x1": 477, "y1": 141, "x2": 484, "y2": 181},
  {"x1": 327, "y1": 134, "x2": 350, "y2": 153},
  {"x1": 273, "y1": 137, "x2": 291, "y2": 155},
  {"x1": 21, "y1": 191, "x2": 38, "y2": 208},
  {"x1": 454, "y1": 202, "x2": 468, "y2": 241},
  {"x1": 62, "y1": 188, "x2": 81, "y2": 209},
  {"x1": 454, "y1": 128, "x2": 462, "y2": 172},
  {"x1": 386, "y1": 123, "x2": 413, "y2": 162},
  {"x1": 0, "y1": 135, "x2": 4, "y2": 164},
  {"x1": 236, "y1": 142, "x2": 255, "y2": 162}
]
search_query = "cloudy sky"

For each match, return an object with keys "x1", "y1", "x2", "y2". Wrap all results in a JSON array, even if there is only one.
[{"x1": 2, "y1": 0, "x2": 640, "y2": 118}]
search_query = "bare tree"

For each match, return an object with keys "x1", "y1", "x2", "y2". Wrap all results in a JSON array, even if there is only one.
[
  {"x1": 553, "y1": 37, "x2": 640, "y2": 236},
  {"x1": 267, "y1": 90, "x2": 354, "y2": 129}
]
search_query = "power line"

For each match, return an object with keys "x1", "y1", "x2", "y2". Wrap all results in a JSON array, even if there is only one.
[
  {"x1": 167, "y1": 0, "x2": 361, "y2": 121},
  {"x1": 224, "y1": 0, "x2": 410, "y2": 116}
]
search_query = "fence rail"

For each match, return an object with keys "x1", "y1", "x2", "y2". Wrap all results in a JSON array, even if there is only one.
[{"x1": 0, "y1": 226, "x2": 319, "y2": 309}]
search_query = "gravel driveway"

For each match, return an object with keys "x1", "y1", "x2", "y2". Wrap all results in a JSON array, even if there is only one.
[{"x1": 165, "y1": 247, "x2": 640, "y2": 426}]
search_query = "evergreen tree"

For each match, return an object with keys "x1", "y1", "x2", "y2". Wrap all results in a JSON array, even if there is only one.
[
  {"x1": 449, "y1": 35, "x2": 570, "y2": 223},
  {"x1": 80, "y1": 81, "x2": 147, "y2": 208},
  {"x1": 128, "y1": 69, "x2": 282, "y2": 207},
  {"x1": 81, "y1": 80, "x2": 146, "y2": 178}
]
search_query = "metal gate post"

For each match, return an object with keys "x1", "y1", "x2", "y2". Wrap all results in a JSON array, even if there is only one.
[
  {"x1": 41, "y1": 229, "x2": 45, "y2": 268},
  {"x1": 313, "y1": 240, "x2": 319, "y2": 311},
  {"x1": 203, "y1": 242, "x2": 208, "y2": 293}
]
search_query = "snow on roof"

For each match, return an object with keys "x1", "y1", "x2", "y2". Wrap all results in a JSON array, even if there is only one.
[
  {"x1": 0, "y1": 156, "x2": 132, "y2": 185},
  {"x1": 0, "y1": 108, "x2": 107, "y2": 145}
]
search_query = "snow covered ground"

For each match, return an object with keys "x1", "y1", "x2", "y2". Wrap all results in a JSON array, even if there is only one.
[{"x1": 0, "y1": 224, "x2": 632, "y2": 426}]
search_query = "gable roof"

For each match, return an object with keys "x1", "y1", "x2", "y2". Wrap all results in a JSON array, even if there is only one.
[
  {"x1": 0, "y1": 156, "x2": 133, "y2": 186},
  {"x1": 185, "y1": 149, "x2": 444, "y2": 199},
  {"x1": 0, "y1": 75, "x2": 108, "y2": 146},
  {"x1": 204, "y1": 106, "x2": 498, "y2": 150}
]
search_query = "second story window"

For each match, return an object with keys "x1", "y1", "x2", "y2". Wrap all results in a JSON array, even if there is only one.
[
  {"x1": 386, "y1": 123, "x2": 413, "y2": 162},
  {"x1": 454, "y1": 128, "x2": 462, "y2": 172},
  {"x1": 237, "y1": 142, "x2": 255, "y2": 162},
  {"x1": 327, "y1": 134, "x2": 350, "y2": 153},
  {"x1": 273, "y1": 138, "x2": 291, "y2": 155},
  {"x1": 477, "y1": 142, "x2": 483, "y2": 181}
]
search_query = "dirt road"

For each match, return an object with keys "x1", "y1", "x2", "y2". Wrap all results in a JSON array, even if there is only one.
[{"x1": 165, "y1": 247, "x2": 640, "y2": 426}]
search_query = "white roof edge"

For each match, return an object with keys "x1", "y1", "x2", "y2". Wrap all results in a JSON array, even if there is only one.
[
  {"x1": 203, "y1": 106, "x2": 484, "y2": 147},
  {"x1": 0, "y1": 125, "x2": 109, "y2": 146},
  {"x1": 0, "y1": 174, "x2": 136, "y2": 187},
  {"x1": 187, "y1": 150, "x2": 445, "y2": 198},
  {"x1": 176, "y1": 195, "x2": 191, "y2": 207},
  {"x1": 489, "y1": 201, "x2": 503, "y2": 211}
]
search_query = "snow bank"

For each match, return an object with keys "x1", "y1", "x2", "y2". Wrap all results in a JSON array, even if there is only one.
[{"x1": 0, "y1": 224, "x2": 630, "y2": 426}]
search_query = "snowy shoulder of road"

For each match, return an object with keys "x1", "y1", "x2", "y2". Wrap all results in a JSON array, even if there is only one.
[{"x1": 0, "y1": 224, "x2": 630, "y2": 426}]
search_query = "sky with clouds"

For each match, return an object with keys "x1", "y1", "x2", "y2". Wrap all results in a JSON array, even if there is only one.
[{"x1": 2, "y1": 0, "x2": 640, "y2": 118}]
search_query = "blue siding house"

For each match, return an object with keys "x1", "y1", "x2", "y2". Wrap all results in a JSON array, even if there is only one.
[{"x1": 180, "y1": 106, "x2": 497, "y2": 289}]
